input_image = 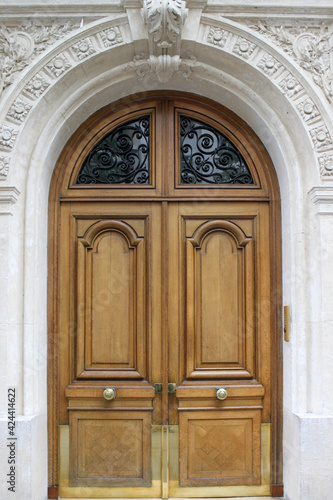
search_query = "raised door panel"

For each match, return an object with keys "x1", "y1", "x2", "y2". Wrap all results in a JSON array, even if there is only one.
[
  {"x1": 69, "y1": 410, "x2": 151, "y2": 487},
  {"x1": 179, "y1": 409, "x2": 261, "y2": 487},
  {"x1": 75, "y1": 218, "x2": 147, "y2": 380},
  {"x1": 185, "y1": 218, "x2": 254, "y2": 379},
  {"x1": 90, "y1": 231, "x2": 134, "y2": 367}
]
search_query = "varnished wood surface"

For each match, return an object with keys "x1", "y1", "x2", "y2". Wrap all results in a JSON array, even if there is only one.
[
  {"x1": 271, "y1": 484, "x2": 284, "y2": 497},
  {"x1": 48, "y1": 92, "x2": 282, "y2": 496}
]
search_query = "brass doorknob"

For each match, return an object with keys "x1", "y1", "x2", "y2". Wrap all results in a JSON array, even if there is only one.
[
  {"x1": 103, "y1": 388, "x2": 116, "y2": 400},
  {"x1": 216, "y1": 388, "x2": 228, "y2": 400}
]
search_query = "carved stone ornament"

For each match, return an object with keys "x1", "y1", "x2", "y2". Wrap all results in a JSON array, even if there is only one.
[
  {"x1": 133, "y1": 51, "x2": 196, "y2": 82},
  {"x1": 207, "y1": 27, "x2": 228, "y2": 48},
  {"x1": 246, "y1": 21, "x2": 333, "y2": 104},
  {"x1": 310, "y1": 125, "x2": 332, "y2": 152},
  {"x1": 142, "y1": 0, "x2": 188, "y2": 49},
  {"x1": 0, "y1": 125, "x2": 18, "y2": 148},
  {"x1": 139, "y1": 0, "x2": 189, "y2": 82},
  {"x1": 232, "y1": 37, "x2": 256, "y2": 60},
  {"x1": 24, "y1": 74, "x2": 49, "y2": 99},
  {"x1": 71, "y1": 37, "x2": 96, "y2": 60},
  {"x1": 0, "y1": 155, "x2": 10, "y2": 178},
  {"x1": 7, "y1": 98, "x2": 32, "y2": 122},
  {"x1": 0, "y1": 20, "x2": 79, "y2": 97},
  {"x1": 46, "y1": 54, "x2": 72, "y2": 78},
  {"x1": 319, "y1": 155, "x2": 333, "y2": 176},
  {"x1": 100, "y1": 27, "x2": 123, "y2": 48}
]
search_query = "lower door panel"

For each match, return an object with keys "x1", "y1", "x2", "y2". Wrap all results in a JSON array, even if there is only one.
[
  {"x1": 179, "y1": 409, "x2": 261, "y2": 487},
  {"x1": 69, "y1": 410, "x2": 152, "y2": 487}
]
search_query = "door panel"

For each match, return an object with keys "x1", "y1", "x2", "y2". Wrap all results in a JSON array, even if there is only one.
[
  {"x1": 185, "y1": 218, "x2": 254, "y2": 378},
  {"x1": 76, "y1": 218, "x2": 147, "y2": 379},
  {"x1": 179, "y1": 409, "x2": 261, "y2": 487},
  {"x1": 69, "y1": 410, "x2": 151, "y2": 487},
  {"x1": 58, "y1": 201, "x2": 271, "y2": 499}
]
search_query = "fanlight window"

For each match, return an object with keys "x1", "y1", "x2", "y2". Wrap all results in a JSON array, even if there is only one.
[
  {"x1": 76, "y1": 115, "x2": 150, "y2": 184},
  {"x1": 75, "y1": 113, "x2": 254, "y2": 186},
  {"x1": 180, "y1": 116, "x2": 254, "y2": 185}
]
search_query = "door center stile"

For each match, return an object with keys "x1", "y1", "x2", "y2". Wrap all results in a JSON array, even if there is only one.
[{"x1": 161, "y1": 201, "x2": 170, "y2": 428}]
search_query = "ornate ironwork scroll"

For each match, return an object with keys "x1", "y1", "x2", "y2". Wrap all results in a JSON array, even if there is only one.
[
  {"x1": 180, "y1": 116, "x2": 254, "y2": 184},
  {"x1": 76, "y1": 116, "x2": 150, "y2": 184}
]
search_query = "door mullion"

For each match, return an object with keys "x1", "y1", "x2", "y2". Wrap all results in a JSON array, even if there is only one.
[{"x1": 161, "y1": 201, "x2": 169, "y2": 425}]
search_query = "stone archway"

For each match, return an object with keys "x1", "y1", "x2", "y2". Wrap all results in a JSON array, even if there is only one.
[{"x1": 0, "y1": 4, "x2": 332, "y2": 500}]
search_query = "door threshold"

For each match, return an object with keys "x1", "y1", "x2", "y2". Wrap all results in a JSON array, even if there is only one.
[{"x1": 60, "y1": 497, "x2": 283, "y2": 500}]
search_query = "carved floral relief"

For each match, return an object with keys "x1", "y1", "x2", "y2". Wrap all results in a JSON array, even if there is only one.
[
  {"x1": 0, "y1": 20, "x2": 79, "y2": 96},
  {"x1": 319, "y1": 155, "x2": 333, "y2": 176},
  {"x1": 0, "y1": 155, "x2": 10, "y2": 177},
  {"x1": 7, "y1": 98, "x2": 32, "y2": 122},
  {"x1": 46, "y1": 54, "x2": 72, "y2": 77},
  {"x1": 246, "y1": 21, "x2": 333, "y2": 104},
  {"x1": 0, "y1": 125, "x2": 18, "y2": 148},
  {"x1": 100, "y1": 27, "x2": 123, "y2": 48}
]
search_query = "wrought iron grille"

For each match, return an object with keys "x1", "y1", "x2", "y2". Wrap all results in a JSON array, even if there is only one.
[
  {"x1": 76, "y1": 116, "x2": 150, "y2": 184},
  {"x1": 180, "y1": 116, "x2": 254, "y2": 185}
]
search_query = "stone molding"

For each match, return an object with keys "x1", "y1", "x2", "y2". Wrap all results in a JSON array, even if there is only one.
[
  {"x1": 0, "y1": 10, "x2": 332, "y2": 180},
  {"x1": 0, "y1": 185, "x2": 20, "y2": 214},
  {"x1": 0, "y1": 16, "x2": 128, "y2": 180},
  {"x1": 309, "y1": 186, "x2": 333, "y2": 214}
]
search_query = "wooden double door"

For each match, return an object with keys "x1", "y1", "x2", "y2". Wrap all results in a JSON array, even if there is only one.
[{"x1": 49, "y1": 93, "x2": 282, "y2": 498}]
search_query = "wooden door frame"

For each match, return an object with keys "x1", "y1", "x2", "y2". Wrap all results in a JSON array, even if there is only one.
[{"x1": 47, "y1": 91, "x2": 283, "y2": 498}]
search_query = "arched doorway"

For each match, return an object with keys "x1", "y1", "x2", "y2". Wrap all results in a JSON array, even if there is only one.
[{"x1": 48, "y1": 91, "x2": 282, "y2": 498}]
